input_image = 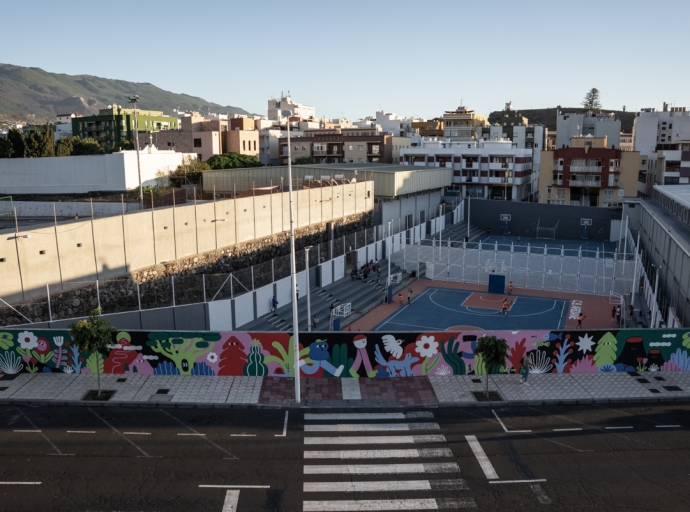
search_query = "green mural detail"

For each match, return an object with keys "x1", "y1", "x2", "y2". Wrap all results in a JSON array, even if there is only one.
[
  {"x1": 440, "y1": 337, "x2": 466, "y2": 375},
  {"x1": 145, "y1": 332, "x2": 219, "y2": 375},
  {"x1": 326, "y1": 344, "x2": 354, "y2": 378},
  {"x1": 86, "y1": 352, "x2": 104, "y2": 375},
  {"x1": 263, "y1": 336, "x2": 310, "y2": 377},
  {"x1": 593, "y1": 332, "x2": 618, "y2": 367},
  {"x1": 243, "y1": 340, "x2": 268, "y2": 376},
  {"x1": 0, "y1": 332, "x2": 14, "y2": 350}
]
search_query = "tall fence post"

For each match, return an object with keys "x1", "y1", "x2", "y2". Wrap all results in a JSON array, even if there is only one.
[
  {"x1": 230, "y1": 273, "x2": 234, "y2": 300},
  {"x1": 136, "y1": 277, "x2": 142, "y2": 311},
  {"x1": 202, "y1": 274, "x2": 207, "y2": 303},
  {"x1": 46, "y1": 283, "x2": 52, "y2": 322},
  {"x1": 171, "y1": 275, "x2": 176, "y2": 307},
  {"x1": 251, "y1": 266, "x2": 255, "y2": 291},
  {"x1": 272, "y1": 259, "x2": 275, "y2": 283},
  {"x1": 96, "y1": 279, "x2": 101, "y2": 311}
]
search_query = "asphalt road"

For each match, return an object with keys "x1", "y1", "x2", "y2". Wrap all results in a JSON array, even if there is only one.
[{"x1": 0, "y1": 401, "x2": 689, "y2": 511}]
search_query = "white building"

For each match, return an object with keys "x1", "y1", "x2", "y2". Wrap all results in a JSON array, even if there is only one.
[
  {"x1": 267, "y1": 93, "x2": 315, "y2": 121},
  {"x1": 258, "y1": 126, "x2": 304, "y2": 166},
  {"x1": 556, "y1": 111, "x2": 621, "y2": 149},
  {"x1": 634, "y1": 103, "x2": 690, "y2": 196},
  {"x1": 400, "y1": 138, "x2": 534, "y2": 201},
  {"x1": 55, "y1": 113, "x2": 76, "y2": 140},
  {"x1": 355, "y1": 110, "x2": 421, "y2": 137}
]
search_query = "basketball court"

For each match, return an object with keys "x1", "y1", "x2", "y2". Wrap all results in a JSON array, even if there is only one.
[{"x1": 373, "y1": 287, "x2": 568, "y2": 332}]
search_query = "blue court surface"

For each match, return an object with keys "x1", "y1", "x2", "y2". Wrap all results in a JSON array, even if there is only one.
[
  {"x1": 374, "y1": 287, "x2": 568, "y2": 332},
  {"x1": 463, "y1": 235, "x2": 617, "y2": 258}
]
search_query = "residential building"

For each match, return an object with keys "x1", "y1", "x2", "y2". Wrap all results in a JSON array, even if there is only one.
[
  {"x1": 411, "y1": 120, "x2": 443, "y2": 138},
  {"x1": 538, "y1": 136, "x2": 640, "y2": 207},
  {"x1": 620, "y1": 132, "x2": 633, "y2": 151},
  {"x1": 633, "y1": 103, "x2": 690, "y2": 196},
  {"x1": 278, "y1": 127, "x2": 411, "y2": 165},
  {"x1": 442, "y1": 106, "x2": 489, "y2": 141},
  {"x1": 356, "y1": 110, "x2": 421, "y2": 137},
  {"x1": 72, "y1": 107, "x2": 178, "y2": 150},
  {"x1": 267, "y1": 92, "x2": 315, "y2": 121},
  {"x1": 546, "y1": 131, "x2": 557, "y2": 150},
  {"x1": 475, "y1": 104, "x2": 547, "y2": 199},
  {"x1": 400, "y1": 138, "x2": 534, "y2": 201},
  {"x1": 556, "y1": 110, "x2": 621, "y2": 148},
  {"x1": 55, "y1": 113, "x2": 79, "y2": 140},
  {"x1": 227, "y1": 117, "x2": 259, "y2": 157}
]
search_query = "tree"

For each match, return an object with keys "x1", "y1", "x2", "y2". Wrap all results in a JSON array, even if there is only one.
[
  {"x1": 206, "y1": 152, "x2": 263, "y2": 170},
  {"x1": 582, "y1": 88, "x2": 602, "y2": 113},
  {"x1": 293, "y1": 156, "x2": 315, "y2": 165},
  {"x1": 7, "y1": 128, "x2": 25, "y2": 158},
  {"x1": 69, "y1": 308, "x2": 116, "y2": 397},
  {"x1": 475, "y1": 335, "x2": 508, "y2": 397},
  {"x1": 171, "y1": 155, "x2": 210, "y2": 185},
  {"x1": 0, "y1": 138, "x2": 13, "y2": 158},
  {"x1": 71, "y1": 137, "x2": 104, "y2": 155},
  {"x1": 55, "y1": 137, "x2": 74, "y2": 157},
  {"x1": 117, "y1": 137, "x2": 134, "y2": 151}
]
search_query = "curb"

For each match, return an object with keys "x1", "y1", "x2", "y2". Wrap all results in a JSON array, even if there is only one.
[{"x1": 2, "y1": 394, "x2": 689, "y2": 411}]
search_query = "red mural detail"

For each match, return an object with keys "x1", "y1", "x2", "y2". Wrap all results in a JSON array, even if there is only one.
[
  {"x1": 217, "y1": 336, "x2": 247, "y2": 376},
  {"x1": 104, "y1": 334, "x2": 138, "y2": 374},
  {"x1": 508, "y1": 338, "x2": 527, "y2": 372}
]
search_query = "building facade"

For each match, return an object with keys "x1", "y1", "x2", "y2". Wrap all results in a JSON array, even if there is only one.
[
  {"x1": 538, "y1": 136, "x2": 640, "y2": 207},
  {"x1": 556, "y1": 111, "x2": 621, "y2": 149},
  {"x1": 400, "y1": 138, "x2": 534, "y2": 201},
  {"x1": 72, "y1": 107, "x2": 178, "y2": 150},
  {"x1": 442, "y1": 106, "x2": 488, "y2": 141},
  {"x1": 267, "y1": 93, "x2": 315, "y2": 121}
]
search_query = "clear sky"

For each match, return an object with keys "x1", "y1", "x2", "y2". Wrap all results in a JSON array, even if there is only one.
[{"x1": 1, "y1": 0, "x2": 688, "y2": 120}]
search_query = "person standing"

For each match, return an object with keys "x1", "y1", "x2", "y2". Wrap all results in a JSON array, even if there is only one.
[
  {"x1": 521, "y1": 352, "x2": 530, "y2": 383},
  {"x1": 616, "y1": 305, "x2": 621, "y2": 326},
  {"x1": 577, "y1": 312, "x2": 586, "y2": 328},
  {"x1": 501, "y1": 299, "x2": 508, "y2": 316},
  {"x1": 399, "y1": 293, "x2": 404, "y2": 306},
  {"x1": 271, "y1": 296, "x2": 278, "y2": 312},
  {"x1": 296, "y1": 284, "x2": 300, "y2": 300},
  {"x1": 312, "y1": 315, "x2": 318, "y2": 330},
  {"x1": 507, "y1": 282, "x2": 513, "y2": 295},
  {"x1": 611, "y1": 306, "x2": 616, "y2": 322},
  {"x1": 407, "y1": 288, "x2": 412, "y2": 305}
]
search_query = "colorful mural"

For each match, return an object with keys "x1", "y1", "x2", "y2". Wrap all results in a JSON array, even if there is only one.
[{"x1": 1, "y1": 329, "x2": 690, "y2": 377}]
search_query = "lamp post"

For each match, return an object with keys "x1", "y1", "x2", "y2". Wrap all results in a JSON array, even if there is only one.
[
  {"x1": 128, "y1": 95, "x2": 143, "y2": 208},
  {"x1": 438, "y1": 203, "x2": 443, "y2": 259},
  {"x1": 305, "y1": 246, "x2": 312, "y2": 331},
  {"x1": 387, "y1": 220, "x2": 392, "y2": 303},
  {"x1": 282, "y1": 109, "x2": 301, "y2": 403}
]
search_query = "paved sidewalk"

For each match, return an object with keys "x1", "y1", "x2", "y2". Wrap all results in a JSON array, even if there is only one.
[{"x1": 1, "y1": 371, "x2": 690, "y2": 408}]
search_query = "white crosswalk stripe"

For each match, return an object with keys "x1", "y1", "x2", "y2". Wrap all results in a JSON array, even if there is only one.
[{"x1": 302, "y1": 410, "x2": 476, "y2": 511}]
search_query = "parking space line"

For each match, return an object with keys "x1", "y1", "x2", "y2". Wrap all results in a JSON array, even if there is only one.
[
  {"x1": 553, "y1": 428, "x2": 582, "y2": 432},
  {"x1": 124, "y1": 432, "x2": 151, "y2": 435},
  {"x1": 530, "y1": 483, "x2": 552, "y2": 504},
  {"x1": 178, "y1": 433, "x2": 206, "y2": 436},
  {"x1": 656, "y1": 425, "x2": 681, "y2": 428},
  {"x1": 0, "y1": 482, "x2": 41, "y2": 485},
  {"x1": 221, "y1": 490, "x2": 239, "y2": 512},
  {"x1": 490, "y1": 479, "x2": 547, "y2": 484},
  {"x1": 15, "y1": 408, "x2": 71, "y2": 457},
  {"x1": 160, "y1": 409, "x2": 237, "y2": 460},
  {"x1": 465, "y1": 435, "x2": 499, "y2": 480},
  {"x1": 67, "y1": 431, "x2": 96, "y2": 434},
  {"x1": 88, "y1": 408, "x2": 155, "y2": 459},
  {"x1": 275, "y1": 411, "x2": 288, "y2": 437},
  {"x1": 606, "y1": 426, "x2": 633, "y2": 430},
  {"x1": 14, "y1": 429, "x2": 41, "y2": 433},
  {"x1": 491, "y1": 410, "x2": 531, "y2": 433},
  {"x1": 231, "y1": 434, "x2": 256, "y2": 437},
  {"x1": 200, "y1": 485, "x2": 270, "y2": 489}
]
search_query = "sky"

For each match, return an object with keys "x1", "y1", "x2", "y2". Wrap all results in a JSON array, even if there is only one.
[{"x1": 1, "y1": 0, "x2": 689, "y2": 120}]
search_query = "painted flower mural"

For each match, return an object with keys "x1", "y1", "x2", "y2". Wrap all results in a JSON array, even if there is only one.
[{"x1": 17, "y1": 331, "x2": 38, "y2": 350}]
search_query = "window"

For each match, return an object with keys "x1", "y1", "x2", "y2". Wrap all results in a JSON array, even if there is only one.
[
  {"x1": 243, "y1": 140, "x2": 246, "y2": 151},
  {"x1": 193, "y1": 138, "x2": 202, "y2": 147},
  {"x1": 604, "y1": 189, "x2": 613, "y2": 201},
  {"x1": 358, "y1": 145, "x2": 363, "y2": 151},
  {"x1": 556, "y1": 188, "x2": 566, "y2": 199},
  {"x1": 167, "y1": 142, "x2": 171, "y2": 146},
  {"x1": 253, "y1": 140, "x2": 256, "y2": 150},
  {"x1": 547, "y1": 186, "x2": 552, "y2": 198}
]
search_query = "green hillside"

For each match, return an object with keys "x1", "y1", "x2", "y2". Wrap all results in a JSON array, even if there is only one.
[
  {"x1": 0, "y1": 63, "x2": 250, "y2": 121},
  {"x1": 488, "y1": 107, "x2": 637, "y2": 133}
]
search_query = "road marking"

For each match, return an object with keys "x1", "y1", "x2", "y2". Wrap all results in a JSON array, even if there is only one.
[
  {"x1": 88, "y1": 408, "x2": 153, "y2": 459},
  {"x1": 465, "y1": 435, "x2": 498, "y2": 480},
  {"x1": 491, "y1": 410, "x2": 531, "y2": 433},
  {"x1": 15, "y1": 408, "x2": 70, "y2": 456},
  {"x1": 124, "y1": 432, "x2": 151, "y2": 435},
  {"x1": 0, "y1": 482, "x2": 41, "y2": 485},
  {"x1": 200, "y1": 485, "x2": 270, "y2": 489},
  {"x1": 656, "y1": 425, "x2": 681, "y2": 428},
  {"x1": 231, "y1": 434, "x2": 256, "y2": 437},
  {"x1": 304, "y1": 412, "x2": 434, "y2": 421},
  {"x1": 530, "y1": 483, "x2": 552, "y2": 504},
  {"x1": 275, "y1": 411, "x2": 288, "y2": 437},
  {"x1": 178, "y1": 433, "x2": 206, "y2": 436},
  {"x1": 553, "y1": 428, "x2": 582, "y2": 432},
  {"x1": 66, "y1": 431, "x2": 96, "y2": 434},
  {"x1": 160, "y1": 409, "x2": 237, "y2": 460},
  {"x1": 304, "y1": 463, "x2": 460, "y2": 475},
  {"x1": 605, "y1": 426, "x2": 633, "y2": 430},
  {"x1": 304, "y1": 479, "x2": 468, "y2": 492},
  {"x1": 489, "y1": 479, "x2": 547, "y2": 484},
  {"x1": 14, "y1": 429, "x2": 41, "y2": 433},
  {"x1": 305, "y1": 423, "x2": 439, "y2": 432},
  {"x1": 304, "y1": 435, "x2": 446, "y2": 445},
  {"x1": 222, "y1": 490, "x2": 239, "y2": 512},
  {"x1": 303, "y1": 498, "x2": 477, "y2": 510},
  {"x1": 304, "y1": 448, "x2": 453, "y2": 459}
]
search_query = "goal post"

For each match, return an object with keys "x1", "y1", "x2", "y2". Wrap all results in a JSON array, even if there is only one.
[{"x1": 536, "y1": 219, "x2": 558, "y2": 240}]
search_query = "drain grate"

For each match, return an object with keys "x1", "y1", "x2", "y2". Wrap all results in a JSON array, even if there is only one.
[
  {"x1": 156, "y1": 388, "x2": 170, "y2": 395},
  {"x1": 471, "y1": 378, "x2": 482, "y2": 384},
  {"x1": 654, "y1": 377, "x2": 666, "y2": 382},
  {"x1": 0, "y1": 387, "x2": 8, "y2": 392},
  {"x1": 628, "y1": 371, "x2": 641, "y2": 377},
  {"x1": 663, "y1": 385, "x2": 683, "y2": 392},
  {"x1": 637, "y1": 378, "x2": 650, "y2": 384},
  {"x1": 648, "y1": 388, "x2": 660, "y2": 394},
  {"x1": 116, "y1": 378, "x2": 127, "y2": 383}
]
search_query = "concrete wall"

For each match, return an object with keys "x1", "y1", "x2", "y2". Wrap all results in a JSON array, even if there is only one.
[
  {"x1": 466, "y1": 198, "x2": 619, "y2": 241},
  {"x1": 13, "y1": 201, "x2": 141, "y2": 217},
  {"x1": 0, "y1": 150, "x2": 195, "y2": 194},
  {"x1": 380, "y1": 189, "x2": 442, "y2": 235},
  {"x1": 0, "y1": 182, "x2": 373, "y2": 303}
]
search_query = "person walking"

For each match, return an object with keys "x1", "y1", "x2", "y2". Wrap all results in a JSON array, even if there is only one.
[
  {"x1": 271, "y1": 296, "x2": 278, "y2": 312},
  {"x1": 407, "y1": 288, "x2": 412, "y2": 305},
  {"x1": 577, "y1": 312, "x2": 586, "y2": 328},
  {"x1": 296, "y1": 284, "x2": 300, "y2": 300},
  {"x1": 501, "y1": 299, "x2": 508, "y2": 316},
  {"x1": 611, "y1": 306, "x2": 616, "y2": 322},
  {"x1": 507, "y1": 282, "x2": 513, "y2": 295},
  {"x1": 521, "y1": 352, "x2": 530, "y2": 383},
  {"x1": 628, "y1": 304, "x2": 635, "y2": 326},
  {"x1": 399, "y1": 293, "x2": 404, "y2": 306},
  {"x1": 616, "y1": 305, "x2": 621, "y2": 326},
  {"x1": 312, "y1": 315, "x2": 318, "y2": 330}
]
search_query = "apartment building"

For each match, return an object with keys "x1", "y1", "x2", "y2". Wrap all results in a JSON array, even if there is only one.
[
  {"x1": 355, "y1": 110, "x2": 421, "y2": 137},
  {"x1": 620, "y1": 132, "x2": 633, "y2": 151},
  {"x1": 411, "y1": 120, "x2": 443, "y2": 138},
  {"x1": 278, "y1": 127, "x2": 411, "y2": 165},
  {"x1": 556, "y1": 111, "x2": 621, "y2": 148},
  {"x1": 538, "y1": 136, "x2": 640, "y2": 207},
  {"x1": 400, "y1": 138, "x2": 534, "y2": 201},
  {"x1": 267, "y1": 92, "x2": 315, "y2": 121},
  {"x1": 442, "y1": 106, "x2": 489, "y2": 141},
  {"x1": 72, "y1": 107, "x2": 178, "y2": 150},
  {"x1": 633, "y1": 103, "x2": 690, "y2": 196}
]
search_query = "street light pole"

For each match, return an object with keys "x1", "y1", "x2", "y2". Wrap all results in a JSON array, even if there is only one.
[
  {"x1": 387, "y1": 220, "x2": 392, "y2": 303},
  {"x1": 283, "y1": 109, "x2": 300, "y2": 403},
  {"x1": 305, "y1": 246, "x2": 312, "y2": 331},
  {"x1": 128, "y1": 95, "x2": 143, "y2": 208}
]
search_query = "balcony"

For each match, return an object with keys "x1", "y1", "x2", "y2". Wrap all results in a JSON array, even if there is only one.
[
  {"x1": 314, "y1": 150, "x2": 342, "y2": 156},
  {"x1": 368, "y1": 151, "x2": 381, "y2": 156},
  {"x1": 569, "y1": 179, "x2": 601, "y2": 187},
  {"x1": 552, "y1": 163, "x2": 563, "y2": 171},
  {"x1": 552, "y1": 179, "x2": 563, "y2": 185},
  {"x1": 489, "y1": 162, "x2": 513, "y2": 170},
  {"x1": 608, "y1": 180, "x2": 621, "y2": 187},
  {"x1": 571, "y1": 165, "x2": 602, "y2": 173},
  {"x1": 610, "y1": 166, "x2": 621, "y2": 173},
  {"x1": 464, "y1": 162, "x2": 476, "y2": 169}
]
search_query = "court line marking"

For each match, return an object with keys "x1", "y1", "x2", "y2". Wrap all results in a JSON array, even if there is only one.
[
  {"x1": 200, "y1": 485, "x2": 270, "y2": 489},
  {"x1": 429, "y1": 289, "x2": 561, "y2": 318},
  {"x1": 88, "y1": 407, "x2": 154, "y2": 458},
  {"x1": 160, "y1": 409, "x2": 238, "y2": 460},
  {"x1": 15, "y1": 408, "x2": 70, "y2": 457},
  {"x1": 275, "y1": 411, "x2": 288, "y2": 437},
  {"x1": 489, "y1": 479, "x2": 547, "y2": 484},
  {"x1": 491, "y1": 410, "x2": 532, "y2": 433},
  {"x1": 374, "y1": 288, "x2": 432, "y2": 331},
  {"x1": 465, "y1": 435, "x2": 499, "y2": 480}
]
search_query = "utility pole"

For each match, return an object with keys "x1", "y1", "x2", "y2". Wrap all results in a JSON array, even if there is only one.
[{"x1": 128, "y1": 95, "x2": 143, "y2": 208}]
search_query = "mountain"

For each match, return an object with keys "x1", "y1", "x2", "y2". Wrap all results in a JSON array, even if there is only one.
[
  {"x1": 0, "y1": 63, "x2": 251, "y2": 122},
  {"x1": 488, "y1": 107, "x2": 637, "y2": 133}
]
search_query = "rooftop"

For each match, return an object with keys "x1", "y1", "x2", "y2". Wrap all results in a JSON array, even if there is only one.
[{"x1": 654, "y1": 185, "x2": 690, "y2": 209}]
